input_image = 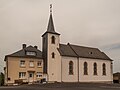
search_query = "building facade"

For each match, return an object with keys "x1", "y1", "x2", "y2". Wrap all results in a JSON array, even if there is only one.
[
  {"x1": 42, "y1": 6, "x2": 113, "y2": 83},
  {"x1": 4, "y1": 5, "x2": 113, "y2": 85},
  {"x1": 4, "y1": 45, "x2": 43, "y2": 85}
]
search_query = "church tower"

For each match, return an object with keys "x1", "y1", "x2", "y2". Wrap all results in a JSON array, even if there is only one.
[{"x1": 42, "y1": 5, "x2": 61, "y2": 82}]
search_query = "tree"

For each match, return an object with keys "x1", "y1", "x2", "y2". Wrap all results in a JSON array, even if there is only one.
[{"x1": 0, "y1": 72, "x2": 4, "y2": 86}]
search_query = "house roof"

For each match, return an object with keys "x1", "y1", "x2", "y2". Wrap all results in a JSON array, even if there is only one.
[
  {"x1": 58, "y1": 43, "x2": 112, "y2": 61},
  {"x1": 5, "y1": 45, "x2": 43, "y2": 61}
]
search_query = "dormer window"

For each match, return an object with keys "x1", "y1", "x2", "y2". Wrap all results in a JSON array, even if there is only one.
[
  {"x1": 89, "y1": 52, "x2": 93, "y2": 54},
  {"x1": 51, "y1": 36, "x2": 55, "y2": 44},
  {"x1": 26, "y1": 51, "x2": 36, "y2": 56}
]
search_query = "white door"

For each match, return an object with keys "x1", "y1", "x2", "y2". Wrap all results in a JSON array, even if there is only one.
[{"x1": 28, "y1": 72, "x2": 34, "y2": 83}]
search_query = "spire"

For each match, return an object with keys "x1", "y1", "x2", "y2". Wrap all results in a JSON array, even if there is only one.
[
  {"x1": 42, "y1": 4, "x2": 60, "y2": 37},
  {"x1": 47, "y1": 4, "x2": 55, "y2": 32}
]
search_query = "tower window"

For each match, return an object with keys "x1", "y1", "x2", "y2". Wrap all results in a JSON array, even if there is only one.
[
  {"x1": 69, "y1": 61, "x2": 73, "y2": 75},
  {"x1": 52, "y1": 52, "x2": 55, "y2": 58},
  {"x1": 51, "y1": 36, "x2": 55, "y2": 44}
]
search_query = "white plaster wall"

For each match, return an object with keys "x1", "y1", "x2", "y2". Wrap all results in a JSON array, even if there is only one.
[
  {"x1": 46, "y1": 33, "x2": 113, "y2": 83},
  {"x1": 47, "y1": 33, "x2": 61, "y2": 82},
  {"x1": 61, "y1": 56, "x2": 78, "y2": 82},
  {"x1": 79, "y1": 58, "x2": 113, "y2": 82}
]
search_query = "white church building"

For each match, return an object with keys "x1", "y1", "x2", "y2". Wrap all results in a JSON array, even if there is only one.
[{"x1": 42, "y1": 5, "x2": 113, "y2": 83}]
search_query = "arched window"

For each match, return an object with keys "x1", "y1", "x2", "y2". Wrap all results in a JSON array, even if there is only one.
[
  {"x1": 69, "y1": 61, "x2": 73, "y2": 75},
  {"x1": 84, "y1": 62, "x2": 88, "y2": 75},
  {"x1": 52, "y1": 52, "x2": 55, "y2": 58},
  {"x1": 103, "y1": 63, "x2": 106, "y2": 75},
  {"x1": 93, "y1": 63, "x2": 97, "y2": 75},
  {"x1": 51, "y1": 36, "x2": 55, "y2": 44}
]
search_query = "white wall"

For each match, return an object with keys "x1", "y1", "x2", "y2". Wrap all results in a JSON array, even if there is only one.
[
  {"x1": 61, "y1": 56, "x2": 78, "y2": 82},
  {"x1": 47, "y1": 33, "x2": 61, "y2": 82},
  {"x1": 79, "y1": 58, "x2": 113, "y2": 83},
  {"x1": 61, "y1": 56, "x2": 113, "y2": 83}
]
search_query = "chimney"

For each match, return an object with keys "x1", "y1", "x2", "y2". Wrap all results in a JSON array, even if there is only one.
[
  {"x1": 34, "y1": 46, "x2": 38, "y2": 49},
  {"x1": 22, "y1": 44, "x2": 26, "y2": 49}
]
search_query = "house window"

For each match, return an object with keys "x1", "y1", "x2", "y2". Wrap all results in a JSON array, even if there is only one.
[
  {"x1": 19, "y1": 72, "x2": 26, "y2": 78},
  {"x1": 69, "y1": 61, "x2": 73, "y2": 75},
  {"x1": 93, "y1": 63, "x2": 97, "y2": 75},
  {"x1": 26, "y1": 51, "x2": 36, "y2": 56},
  {"x1": 103, "y1": 63, "x2": 106, "y2": 75},
  {"x1": 29, "y1": 61, "x2": 34, "y2": 67},
  {"x1": 36, "y1": 72, "x2": 42, "y2": 78},
  {"x1": 20, "y1": 60, "x2": 25, "y2": 67},
  {"x1": 52, "y1": 52, "x2": 55, "y2": 58},
  {"x1": 84, "y1": 62, "x2": 88, "y2": 75},
  {"x1": 51, "y1": 36, "x2": 55, "y2": 44},
  {"x1": 37, "y1": 61, "x2": 42, "y2": 67}
]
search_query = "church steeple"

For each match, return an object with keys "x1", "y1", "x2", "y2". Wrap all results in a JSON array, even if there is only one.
[
  {"x1": 42, "y1": 4, "x2": 60, "y2": 37},
  {"x1": 47, "y1": 4, "x2": 55, "y2": 32}
]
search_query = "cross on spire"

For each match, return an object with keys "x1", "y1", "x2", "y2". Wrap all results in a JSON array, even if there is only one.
[{"x1": 50, "y1": 4, "x2": 52, "y2": 14}]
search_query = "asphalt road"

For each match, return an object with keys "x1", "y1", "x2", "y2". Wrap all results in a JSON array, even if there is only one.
[{"x1": 0, "y1": 83, "x2": 120, "y2": 90}]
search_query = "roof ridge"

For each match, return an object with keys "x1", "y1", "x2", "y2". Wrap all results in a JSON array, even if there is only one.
[
  {"x1": 9, "y1": 49, "x2": 24, "y2": 56},
  {"x1": 68, "y1": 43, "x2": 79, "y2": 57},
  {"x1": 68, "y1": 43, "x2": 98, "y2": 49},
  {"x1": 59, "y1": 43, "x2": 67, "y2": 46}
]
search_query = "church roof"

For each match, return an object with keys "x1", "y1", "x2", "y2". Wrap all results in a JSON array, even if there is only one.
[
  {"x1": 58, "y1": 44, "x2": 78, "y2": 57},
  {"x1": 4, "y1": 45, "x2": 43, "y2": 61},
  {"x1": 58, "y1": 43, "x2": 112, "y2": 61}
]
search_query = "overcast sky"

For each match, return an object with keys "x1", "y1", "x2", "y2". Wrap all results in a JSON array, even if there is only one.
[{"x1": 0, "y1": 0, "x2": 120, "y2": 73}]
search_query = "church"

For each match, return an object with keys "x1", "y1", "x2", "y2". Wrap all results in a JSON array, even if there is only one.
[
  {"x1": 42, "y1": 5, "x2": 113, "y2": 83},
  {"x1": 4, "y1": 5, "x2": 113, "y2": 85}
]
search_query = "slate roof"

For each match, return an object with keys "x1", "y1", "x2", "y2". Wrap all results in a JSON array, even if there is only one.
[
  {"x1": 5, "y1": 45, "x2": 43, "y2": 61},
  {"x1": 58, "y1": 44, "x2": 77, "y2": 57},
  {"x1": 58, "y1": 43, "x2": 112, "y2": 61},
  {"x1": 42, "y1": 14, "x2": 60, "y2": 37}
]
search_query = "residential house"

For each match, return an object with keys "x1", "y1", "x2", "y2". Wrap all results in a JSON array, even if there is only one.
[{"x1": 4, "y1": 44, "x2": 43, "y2": 85}]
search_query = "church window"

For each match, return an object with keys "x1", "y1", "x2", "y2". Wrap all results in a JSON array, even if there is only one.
[
  {"x1": 52, "y1": 52, "x2": 55, "y2": 58},
  {"x1": 110, "y1": 62, "x2": 113, "y2": 75},
  {"x1": 69, "y1": 61, "x2": 73, "y2": 75},
  {"x1": 84, "y1": 62, "x2": 88, "y2": 75},
  {"x1": 51, "y1": 36, "x2": 55, "y2": 44},
  {"x1": 103, "y1": 63, "x2": 106, "y2": 75},
  {"x1": 93, "y1": 63, "x2": 97, "y2": 75}
]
